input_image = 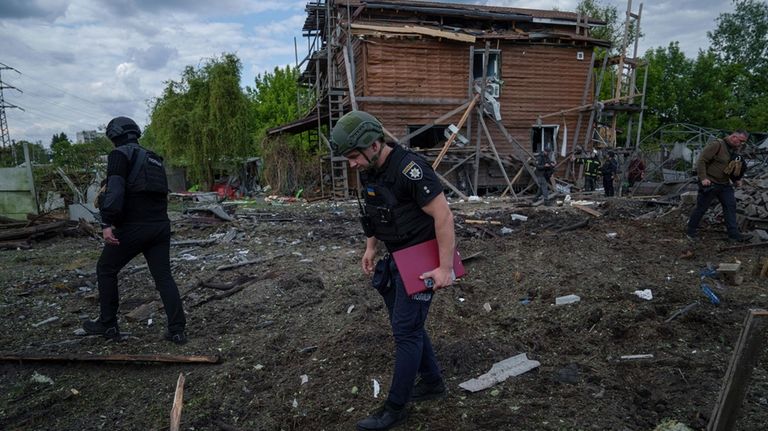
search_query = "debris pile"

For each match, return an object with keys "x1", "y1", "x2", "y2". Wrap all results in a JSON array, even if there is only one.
[{"x1": 0, "y1": 213, "x2": 85, "y2": 249}]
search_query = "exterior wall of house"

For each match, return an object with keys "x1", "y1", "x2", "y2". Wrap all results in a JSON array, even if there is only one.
[{"x1": 355, "y1": 38, "x2": 594, "y2": 187}]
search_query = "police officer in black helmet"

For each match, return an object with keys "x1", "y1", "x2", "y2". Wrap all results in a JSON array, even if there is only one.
[
  {"x1": 331, "y1": 111, "x2": 455, "y2": 430},
  {"x1": 82, "y1": 116, "x2": 187, "y2": 344}
]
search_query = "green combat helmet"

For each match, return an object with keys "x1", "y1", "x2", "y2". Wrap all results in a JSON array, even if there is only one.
[{"x1": 330, "y1": 111, "x2": 384, "y2": 156}]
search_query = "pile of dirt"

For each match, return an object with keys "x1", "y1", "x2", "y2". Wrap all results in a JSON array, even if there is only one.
[{"x1": 1, "y1": 197, "x2": 767, "y2": 431}]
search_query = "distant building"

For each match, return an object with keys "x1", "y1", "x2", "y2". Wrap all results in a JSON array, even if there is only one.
[{"x1": 76, "y1": 130, "x2": 105, "y2": 144}]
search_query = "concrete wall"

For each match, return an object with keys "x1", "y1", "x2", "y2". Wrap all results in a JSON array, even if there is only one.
[{"x1": 0, "y1": 167, "x2": 36, "y2": 220}]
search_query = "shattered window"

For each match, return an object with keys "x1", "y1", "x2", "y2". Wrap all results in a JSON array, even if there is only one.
[
  {"x1": 472, "y1": 50, "x2": 500, "y2": 80},
  {"x1": 531, "y1": 125, "x2": 559, "y2": 153},
  {"x1": 408, "y1": 125, "x2": 448, "y2": 149}
]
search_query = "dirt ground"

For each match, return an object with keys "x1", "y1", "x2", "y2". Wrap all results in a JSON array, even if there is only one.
[{"x1": 1, "y1": 196, "x2": 767, "y2": 431}]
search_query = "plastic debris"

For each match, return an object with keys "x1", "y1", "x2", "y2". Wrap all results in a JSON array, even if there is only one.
[
  {"x1": 555, "y1": 294, "x2": 581, "y2": 305},
  {"x1": 701, "y1": 283, "x2": 720, "y2": 305},
  {"x1": 373, "y1": 379, "x2": 380, "y2": 398}
]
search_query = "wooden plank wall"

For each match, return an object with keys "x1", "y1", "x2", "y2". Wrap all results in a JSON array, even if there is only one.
[{"x1": 356, "y1": 38, "x2": 594, "y2": 188}]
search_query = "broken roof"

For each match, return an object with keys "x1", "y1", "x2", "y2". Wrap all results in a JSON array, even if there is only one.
[{"x1": 339, "y1": 0, "x2": 606, "y2": 25}]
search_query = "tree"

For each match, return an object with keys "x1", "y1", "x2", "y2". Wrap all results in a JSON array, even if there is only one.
[
  {"x1": 577, "y1": 0, "x2": 620, "y2": 53},
  {"x1": 148, "y1": 53, "x2": 253, "y2": 187},
  {"x1": 708, "y1": 0, "x2": 768, "y2": 76},
  {"x1": 707, "y1": 0, "x2": 768, "y2": 130},
  {"x1": 247, "y1": 65, "x2": 316, "y2": 195},
  {"x1": 0, "y1": 140, "x2": 49, "y2": 167},
  {"x1": 50, "y1": 132, "x2": 72, "y2": 166},
  {"x1": 247, "y1": 65, "x2": 311, "y2": 149},
  {"x1": 641, "y1": 43, "x2": 693, "y2": 131}
]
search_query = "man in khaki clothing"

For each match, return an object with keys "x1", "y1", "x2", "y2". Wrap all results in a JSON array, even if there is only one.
[{"x1": 686, "y1": 130, "x2": 751, "y2": 242}]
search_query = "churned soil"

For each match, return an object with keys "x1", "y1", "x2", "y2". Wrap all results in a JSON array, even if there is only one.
[{"x1": 1, "y1": 197, "x2": 766, "y2": 431}]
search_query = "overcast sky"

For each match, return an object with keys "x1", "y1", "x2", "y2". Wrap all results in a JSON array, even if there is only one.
[{"x1": 0, "y1": 0, "x2": 736, "y2": 147}]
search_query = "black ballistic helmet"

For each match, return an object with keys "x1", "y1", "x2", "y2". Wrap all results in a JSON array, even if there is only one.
[{"x1": 106, "y1": 116, "x2": 141, "y2": 144}]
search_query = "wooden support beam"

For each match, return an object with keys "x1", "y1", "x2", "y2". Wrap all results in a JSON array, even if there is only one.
[
  {"x1": 434, "y1": 171, "x2": 468, "y2": 200},
  {"x1": 478, "y1": 114, "x2": 516, "y2": 199},
  {"x1": 351, "y1": 23, "x2": 476, "y2": 43},
  {"x1": 707, "y1": 309, "x2": 768, "y2": 431},
  {"x1": 342, "y1": 45, "x2": 358, "y2": 111},
  {"x1": 432, "y1": 94, "x2": 479, "y2": 169},
  {"x1": 0, "y1": 353, "x2": 221, "y2": 364},
  {"x1": 170, "y1": 373, "x2": 186, "y2": 431},
  {"x1": 501, "y1": 166, "x2": 526, "y2": 198},
  {"x1": 398, "y1": 101, "x2": 471, "y2": 144}
]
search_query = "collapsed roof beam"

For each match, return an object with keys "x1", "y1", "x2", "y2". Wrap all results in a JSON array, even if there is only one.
[{"x1": 364, "y1": 2, "x2": 534, "y2": 22}]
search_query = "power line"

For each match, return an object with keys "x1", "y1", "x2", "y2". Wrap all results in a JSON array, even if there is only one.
[{"x1": 0, "y1": 62, "x2": 25, "y2": 148}]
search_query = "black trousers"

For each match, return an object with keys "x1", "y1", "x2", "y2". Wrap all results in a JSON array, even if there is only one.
[
  {"x1": 96, "y1": 221, "x2": 186, "y2": 332},
  {"x1": 373, "y1": 257, "x2": 442, "y2": 406},
  {"x1": 603, "y1": 175, "x2": 615, "y2": 197}
]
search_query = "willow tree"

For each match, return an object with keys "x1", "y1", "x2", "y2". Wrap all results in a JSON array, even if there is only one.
[{"x1": 148, "y1": 53, "x2": 253, "y2": 187}]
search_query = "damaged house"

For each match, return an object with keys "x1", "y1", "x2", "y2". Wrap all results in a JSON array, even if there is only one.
[{"x1": 270, "y1": 0, "x2": 622, "y2": 198}]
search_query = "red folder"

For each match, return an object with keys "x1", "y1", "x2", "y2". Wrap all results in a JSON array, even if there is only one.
[{"x1": 391, "y1": 239, "x2": 466, "y2": 295}]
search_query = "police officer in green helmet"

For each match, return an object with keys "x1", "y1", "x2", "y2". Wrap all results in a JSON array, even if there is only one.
[{"x1": 332, "y1": 111, "x2": 455, "y2": 430}]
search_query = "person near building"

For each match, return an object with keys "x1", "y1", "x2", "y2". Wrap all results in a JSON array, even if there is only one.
[
  {"x1": 82, "y1": 116, "x2": 187, "y2": 344},
  {"x1": 583, "y1": 151, "x2": 601, "y2": 192},
  {"x1": 601, "y1": 151, "x2": 619, "y2": 197},
  {"x1": 627, "y1": 154, "x2": 646, "y2": 187},
  {"x1": 330, "y1": 111, "x2": 454, "y2": 431},
  {"x1": 533, "y1": 147, "x2": 554, "y2": 204},
  {"x1": 686, "y1": 130, "x2": 752, "y2": 242}
]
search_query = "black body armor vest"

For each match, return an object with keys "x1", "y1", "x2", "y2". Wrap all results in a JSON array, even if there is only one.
[
  {"x1": 360, "y1": 149, "x2": 434, "y2": 244},
  {"x1": 116, "y1": 143, "x2": 168, "y2": 194}
]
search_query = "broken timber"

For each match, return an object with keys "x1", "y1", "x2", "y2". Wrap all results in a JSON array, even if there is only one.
[
  {"x1": 0, "y1": 353, "x2": 221, "y2": 364},
  {"x1": 0, "y1": 220, "x2": 69, "y2": 242},
  {"x1": 170, "y1": 373, "x2": 186, "y2": 431},
  {"x1": 707, "y1": 309, "x2": 768, "y2": 431}
]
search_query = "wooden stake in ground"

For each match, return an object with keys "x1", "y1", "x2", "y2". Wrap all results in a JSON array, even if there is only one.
[
  {"x1": 170, "y1": 372, "x2": 186, "y2": 431},
  {"x1": 707, "y1": 309, "x2": 768, "y2": 431}
]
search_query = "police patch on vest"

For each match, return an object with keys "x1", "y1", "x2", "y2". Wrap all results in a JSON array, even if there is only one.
[{"x1": 402, "y1": 161, "x2": 423, "y2": 181}]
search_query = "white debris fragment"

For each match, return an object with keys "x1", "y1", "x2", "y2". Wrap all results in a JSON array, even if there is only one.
[
  {"x1": 300, "y1": 374, "x2": 309, "y2": 385},
  {"x1": 32, "y1": 316, "x2": 59, "y2": 327},
  {"x1": 483, "y1": 302, "x2": 492, "y2": 312},
  {"x1": 347, "y1": 305, "x2": 355, "y2": 314},
  {"x1": 292, "y1": 398, "x2": 298, "y2": 408},
  {"x1": 31, "y1": 371, "x2": 54, "y2": 385},
  {"x1": 373, "y1": 379, "x2": 380, "y2": 398},
  {"x1": 555, "y1": 294, "x2": 581, "y2": 305},
  {"x1": 633, "y1": 289, "x2": 653, "y2": 300},
  {"x1": 620, "y1": 354, "x2": 654, "y2": 360},
  {"x1": 459, "y1": 353, "x2": 540, "y2": 392},
  {"x1": 510, "y1": 214, "x2": 528, "y2": 222}
]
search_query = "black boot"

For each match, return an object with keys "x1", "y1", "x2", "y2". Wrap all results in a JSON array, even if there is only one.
[
  {"x1": 411, "y1": 377, "x2": 447, "y2": 402},
  {"x1": 164, "y1": 330, "x2": 188, "y2": 345},
  {"x1": 82, "y1": 319, "x2": 120, "y2": 341},
  {"x1": 356, "y1": 402, "x2": 408, "y2": 431},
  {"x1": 728, "y1": 233, "x2": 752, "y2": 243}
]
